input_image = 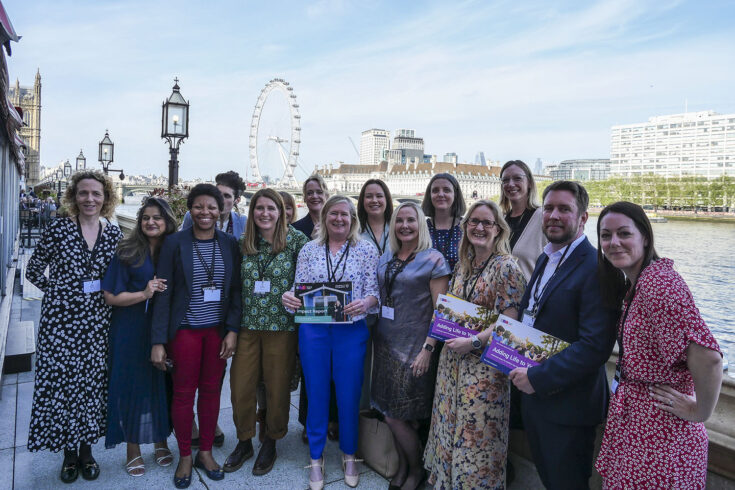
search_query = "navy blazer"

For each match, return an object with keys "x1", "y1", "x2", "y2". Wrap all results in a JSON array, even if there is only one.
[
  {"x1": 519, "y1": 236, "x2": 616, "y2": 426},
  {"x1": 151, "y1": 228, "x2": 242, "y2": 344}
]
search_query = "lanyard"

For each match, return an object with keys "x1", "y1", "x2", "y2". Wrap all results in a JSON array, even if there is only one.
[
  {"x1": 462, "y1": 254, "x2": 493, "y2": 300},
  {"x1": 193, "y1": 238, "x2": 218, "y2": 286},
  {"x1": 382, "y1": 253, "x2": 415, "y2": 304},
  {"x1": 76, "y1": 217, "x2": 102, "y2": 276},
  {"x1": 530, "y1": 244, "x2": 571, "y2": 315},
  {"x1": 325, "y1": 242, "x2": 351, "y2": 282},
  {"x1": 257, "y1": 245, "x2": 278, "y2": 279},
  {"x1": 615, "y1": 286, "x2": 638, "y2": 381},
  {"x1": 366, "y1": 224, "x2": 388, "y2": 255}
]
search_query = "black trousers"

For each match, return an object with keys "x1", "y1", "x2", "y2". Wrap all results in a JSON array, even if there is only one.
[{"x1": 522, "y1": 401, "x2": 596, "y2": 490}]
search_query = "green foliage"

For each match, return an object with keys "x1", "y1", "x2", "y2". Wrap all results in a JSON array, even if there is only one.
[
  {"x1": 147, "y1": 186, "x2": 191, "y2": 227},
  {"x1": 583, "y1": 175, "x2": 735, "y2": 210}
]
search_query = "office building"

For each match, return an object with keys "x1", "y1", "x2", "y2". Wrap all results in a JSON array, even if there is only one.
[
  {"x1": 610, "y1": 111, "x2": 735, "y2": 178},
  {"x1": 549, "y1": 159, "x2": 610, "y2": 181},
  {"x1": 359, "y1": 129, "x2": 390, "y2": 167}
]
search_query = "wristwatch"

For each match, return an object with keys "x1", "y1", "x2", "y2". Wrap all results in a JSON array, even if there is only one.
[
  {"x1": 423, "y1": 343, "x2": 435, "y2": 353},
  {"x1": 470, "y1": 335, "x2": 483, "y2": 349}
]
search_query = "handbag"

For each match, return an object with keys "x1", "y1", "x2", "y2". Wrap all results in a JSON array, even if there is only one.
[{"x1": 356, "y1": 409, "x2": 399, "y2": 479}]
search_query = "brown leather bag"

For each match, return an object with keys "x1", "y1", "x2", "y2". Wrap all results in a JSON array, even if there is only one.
[{"x1": 356, "y1": 409, "x2": 399, "y2": 479}]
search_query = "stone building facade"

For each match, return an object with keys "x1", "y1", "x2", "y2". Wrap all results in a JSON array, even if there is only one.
[{"x1": 9, "y1": 70, "x2": 41, "y2": 185}]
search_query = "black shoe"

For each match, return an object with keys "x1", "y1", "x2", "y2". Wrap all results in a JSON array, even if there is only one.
[
  {"x1": 173, "y1": 470, "x2": 192, "y2": 489},
  {"x1": 194, "y1": 453, "x2": 225, "y2": 481},
  {"x1": 213, "y1": 431, "x2": 225, "y2": 447},
  {"x1": 252, "y1": 437, "x2": 277, "y2": 476},
  {"x1": 223, "y1": 439, "x2": 254, "y2": 473},
  {"x1": 59, "y1": 458, "x2": 79, "y2": 484},
  {"x1": 79, "y1": 456, "x2": 100, "y2": 481}
]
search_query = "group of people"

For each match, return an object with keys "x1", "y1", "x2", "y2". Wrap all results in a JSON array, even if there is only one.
[{"x1": 25, "y1": 160, "x2": 722, "y2": 489}]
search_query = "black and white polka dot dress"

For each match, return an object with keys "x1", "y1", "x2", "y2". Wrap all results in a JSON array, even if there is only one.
[{"x1": 25, "y1": 217, "x2": 122, "y2": 452}]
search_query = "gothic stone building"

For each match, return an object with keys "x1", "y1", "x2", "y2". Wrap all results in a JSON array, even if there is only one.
[{"x1": 9, "y1": 70, "x2": 41, "y2": 185}]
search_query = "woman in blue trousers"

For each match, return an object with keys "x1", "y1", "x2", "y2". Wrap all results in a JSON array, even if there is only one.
[{"x1": 282, "y1": 195, "x2": 379, "y2": 490}]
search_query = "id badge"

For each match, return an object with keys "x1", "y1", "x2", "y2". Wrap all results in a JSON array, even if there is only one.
[
  {"x1": 254, "y1": 280, "x2": 271, "y2": 295},
  {"x1": 521, "y1": 309, "x2": 535, "y2": 327},
  {"x1": 203, "y1": 287, "x2": 221, "y2": 302},
  {"x1": 381, "y1": 306, "x2": 395, "y2": 320},
  {"x1": 611, "y1": 368, "x2": 621, "y2": 394},
  {"x1": 82, "y1": 278, "x2": 101, "y2": 294}
]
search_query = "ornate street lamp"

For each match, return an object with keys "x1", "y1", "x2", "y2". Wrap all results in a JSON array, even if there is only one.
[
  {"x1": 161, "y1": 78, "x2": 189, "y2": 192},
  {"x1": 76, "y1": 149, "x2": 86, "y2": 171},
  {"x1": 56, "y1": 169, "x2": 63, "y2": 196},
  {"x1": 63, "y1": 159, "x2": 72, "y2": 177},
  {"x1": 98, "y1": 130, "x2": 125, "y2": 180}
]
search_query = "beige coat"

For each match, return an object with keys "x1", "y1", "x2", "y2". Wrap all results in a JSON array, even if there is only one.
[{"x1": 510, "y1": 207, "x2": 546, "y2": 281}]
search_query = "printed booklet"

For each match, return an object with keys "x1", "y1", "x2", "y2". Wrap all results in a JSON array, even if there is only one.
[
  {"x1": 294, "y1": 281, "x2": 353, "y2": 324},
  {"x1": 428, "y1": 294, "x2": 497, "y2": 341},
  {"x1": 480, "y1": 314, "x2": 571, "y2": 374}
]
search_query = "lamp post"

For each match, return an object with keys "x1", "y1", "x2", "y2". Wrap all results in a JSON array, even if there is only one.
[
  {"x1": 76, "y1": 150, "x2": 86, "y2": 172},
  {"x1": 98, "y1": 130, "x2": 125, "y2": 180},
  {"x1": 161, "y1": 78, "x2": 189, "y2": 192},
  {"x1": 56, "y1": 169, "x2": 63, "y2": 196},
  {"x1": 63, "y1": 159, "x2": 72, "y2": 178}
]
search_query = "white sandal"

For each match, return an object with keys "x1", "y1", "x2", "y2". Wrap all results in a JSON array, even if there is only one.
[
  {"x1": 154, "y1": 447, "x2": 174, "y2": 467},
  {"x1": 305, "y1": 458, "x2": 325, "y2": 490},
  {"x1": 125, "y1": 455, "x2": 145, "y2": 477},
  {"x1": 342, "y1": 455, "x2": 363, "y2": 488}
]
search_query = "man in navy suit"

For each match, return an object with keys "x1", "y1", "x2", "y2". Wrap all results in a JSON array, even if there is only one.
[{"x1": 509, "y1": 181, "x2": 616, "y2": 489}]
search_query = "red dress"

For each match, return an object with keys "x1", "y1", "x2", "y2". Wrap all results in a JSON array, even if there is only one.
[{"x1": 595, "y1": 259, "x2": 721, "y2": 489}]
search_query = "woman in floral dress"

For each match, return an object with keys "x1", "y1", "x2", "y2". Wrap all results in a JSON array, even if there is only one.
[
  {"x1": 424, "y1": 200, "x2": 526, "y2": 489},
  {"x1": 26, "y1": 171, "x2": 122, "y2": 483},
  {"x1": 595, "y1": 201, "x2": 722, "y2": 489}
]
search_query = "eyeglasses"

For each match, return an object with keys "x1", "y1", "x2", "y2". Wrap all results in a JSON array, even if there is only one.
[
  {"x1": 467, "y1": 218, "x2": 497, "y2": 229},
  {"x1": 501, "y1": 176, "x2": 526, "y2": 185}
]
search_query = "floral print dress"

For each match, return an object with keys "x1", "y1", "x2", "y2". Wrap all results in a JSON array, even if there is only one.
[{"x1": 424, "y1": 253, "x2": 526, "y2": 489}]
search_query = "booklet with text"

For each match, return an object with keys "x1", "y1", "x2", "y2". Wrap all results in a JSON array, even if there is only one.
[
  {"x1": 428, "y1": 294, "x2": 498, "y2": 341},
  {"x1": 294, "y1": 281, "x2": 353, "y2": 324},
  {"x1": 480, "y1": 314, "x2": 571, "y2": 374}
]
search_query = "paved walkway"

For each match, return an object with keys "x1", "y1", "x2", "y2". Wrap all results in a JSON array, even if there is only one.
[{"x1": 0, "y1": 259, "x2": 543, "y2": 489}]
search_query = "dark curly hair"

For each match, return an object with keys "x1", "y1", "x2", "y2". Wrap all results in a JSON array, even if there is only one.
[
  {"x1": 186, "y1": 183, "x2": 224, "y2": 211},
  {"x1": 215, "y1": 171, "x2": 245, "y2": 199}
]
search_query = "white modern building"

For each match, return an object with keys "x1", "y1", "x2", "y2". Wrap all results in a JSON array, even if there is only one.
[
  {"x1": 610, "y1": 111, "x2": 735, "y2": 178},
  {"x1": 549, "y1": 159, "x2": 610, "y2": 181},
  {"x1": 359, "y1": 129, "x2": 390, "y2": 167}
]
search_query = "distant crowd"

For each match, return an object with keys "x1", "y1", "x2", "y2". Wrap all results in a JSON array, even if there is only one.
[{"x1": 23, "y1": 161, "x2": 723, "y2": 490}]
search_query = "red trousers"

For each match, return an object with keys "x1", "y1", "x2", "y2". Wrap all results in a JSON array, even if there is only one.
[{"x1": 169, "y1": 327, "x2": 225, "y2": 457}]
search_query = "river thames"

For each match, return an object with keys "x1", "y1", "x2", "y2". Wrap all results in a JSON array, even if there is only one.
[{"x1": 117, "y1": 200, "x2": 735, "y2": 359}]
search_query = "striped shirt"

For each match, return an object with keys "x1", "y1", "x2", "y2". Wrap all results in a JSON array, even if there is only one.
[{"x1": 182, "y1": 238, "x2": 225, "y2": 328}]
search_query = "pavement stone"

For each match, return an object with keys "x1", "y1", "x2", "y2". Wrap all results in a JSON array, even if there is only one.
[
  {"x1": 15, "y1": 381, "x2": 33, "y2": 448},
  {"x1": 0, "y1": 383, "x2": 17, "y2": 449},
  {"x1": 0, "y1": 448, "x2": 13, "y2": 490}
]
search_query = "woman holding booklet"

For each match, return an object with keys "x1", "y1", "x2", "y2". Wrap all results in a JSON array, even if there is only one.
[
  {"x1": 282, "y1": 195, "x2": 380, "y2": 490},
  {"x1": 424, "y1": 200, "x2": 526, "y2": 489},
  {"x1": 371, "y1": 202, "x2": 450, "y2": 490}
]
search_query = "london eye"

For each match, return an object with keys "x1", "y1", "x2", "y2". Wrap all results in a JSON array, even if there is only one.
[{"x1": 249, "y1": 78, "x2": 301, "y2": 187}]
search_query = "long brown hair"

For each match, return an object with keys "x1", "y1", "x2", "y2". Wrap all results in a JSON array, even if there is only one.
[
  {"x1": 241, "y1": 188, "x2": 288, "y2": 255},
  {"x1": 357, "y1": 179, "x2": 393, "y2": 232},
  {"x1": 597, "y1": 201, "x2": 660, "y2": 309},
  {"x1": 117, "y1": 197, "x2": 177, "y2": 266}
]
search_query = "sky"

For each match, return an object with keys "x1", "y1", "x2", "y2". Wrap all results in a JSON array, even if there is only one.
[{"x1": 5, "y1": 0, "x2": 735, "y2": 181}]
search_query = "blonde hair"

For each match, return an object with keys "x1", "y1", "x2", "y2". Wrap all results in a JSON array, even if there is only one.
[
  {"x1": 457, "y1": 200, "x2": 511, "y2": 277},
  {"x1": 302, "y1": 173, "x2": 330, "y2": 198},
  {"x1": 388, "y1": 202, "x2": 432, "y2": 254},
  {"x1": 242, "y1": 188, "x2": 288, "y2": 255},
  {"x1": 63, "y1": 170, "x2": 116, "y2": 219},
  {"x1": 499, "y1": 160, "x2": 540, "y2": 214},
  {"x1": 316, "y1": 195, "x2": 361, "y2": 246}
]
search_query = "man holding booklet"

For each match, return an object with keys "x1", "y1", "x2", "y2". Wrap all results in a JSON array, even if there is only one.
[{"x1": 508, "y1": 181, "x2": 616, "y2": 490}]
